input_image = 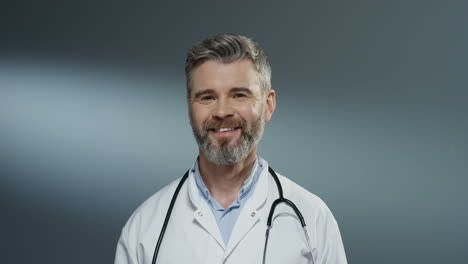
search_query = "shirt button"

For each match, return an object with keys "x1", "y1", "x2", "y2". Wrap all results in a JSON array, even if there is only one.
[
  {"x1": 251, "y1": 212, "x2": 256, "y2": 217},
  {"x1": 198, "y1": 211, "x2": 203, "y2": 216}
]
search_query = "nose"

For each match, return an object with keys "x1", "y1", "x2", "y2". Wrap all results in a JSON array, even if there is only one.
[{"x1": 212, "y1": 97, "x2": 234, "y2": 119}]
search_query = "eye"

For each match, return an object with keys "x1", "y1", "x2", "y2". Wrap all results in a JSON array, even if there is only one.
[
  {"x1": 200, "y1": 95, "x2": 214, "y2": 101},
  {"x1": 233, "y1": 93, "x2": 247, "y2": 98}
]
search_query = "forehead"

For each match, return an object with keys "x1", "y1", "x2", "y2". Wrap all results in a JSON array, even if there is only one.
[{"x1": 190, "y1": 59, "x2": 261, "y2": 93}]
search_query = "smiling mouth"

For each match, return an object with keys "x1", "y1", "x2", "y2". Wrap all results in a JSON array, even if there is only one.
[
  {"x1": 208, "y1": 127, "x2": 241, "y2": 136},
  {"x1": 209, "y1": 127, "x2": 240, "y2": 132}
]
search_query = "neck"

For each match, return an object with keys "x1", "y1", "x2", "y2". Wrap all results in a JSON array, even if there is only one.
[{"x1": 198, "y1": 147, "x2": 258, "y2": 209}]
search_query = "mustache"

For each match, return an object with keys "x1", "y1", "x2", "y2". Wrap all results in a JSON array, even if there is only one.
[{"x1": 202, "y1": 118, "x2": 246, "y2": 131}]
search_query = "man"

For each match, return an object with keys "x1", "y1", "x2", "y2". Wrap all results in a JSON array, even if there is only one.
[{"x1": 114, "y1": 34, "x2": 347, "y2": 264}]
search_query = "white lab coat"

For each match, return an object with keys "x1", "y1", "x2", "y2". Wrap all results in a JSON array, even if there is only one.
[{"x1": 114, "y1": 159, "x2": 347, "y2": 264}]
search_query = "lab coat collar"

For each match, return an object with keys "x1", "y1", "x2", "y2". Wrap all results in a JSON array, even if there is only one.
[
  {"x1": 224, "y1": 157, "x2": 270, "y2": 257},
  {"x1": 187, "y1": 163, "x2": 226, "y2": 249},
  {"x1": 186, "y1": 157, "x2": 271, "y2": 255}
]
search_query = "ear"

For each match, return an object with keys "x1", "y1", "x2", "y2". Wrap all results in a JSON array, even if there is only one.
[{"x1": 263, "y1": 89, "x2": 276, "y2": 123}]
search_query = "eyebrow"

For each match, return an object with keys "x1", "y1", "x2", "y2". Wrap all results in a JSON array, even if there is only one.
[{"x1": 230, "y1": 87, "x2": 254, "y2": 95}]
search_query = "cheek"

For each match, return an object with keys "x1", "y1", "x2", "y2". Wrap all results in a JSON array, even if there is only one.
[
  {"x1": 188, "y1": 108, "x2": 199, "y2": 126},
  {"x1": 189, "y1": 106, "x2": 210, "y2": 125},
  {"x1": 238, "y1": 109, "x2": 263, "y2": 127}
]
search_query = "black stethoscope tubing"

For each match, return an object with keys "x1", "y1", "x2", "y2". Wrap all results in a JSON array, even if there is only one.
[{"x1": 152, "y1": 167, "x2": 310, "y2": 264}]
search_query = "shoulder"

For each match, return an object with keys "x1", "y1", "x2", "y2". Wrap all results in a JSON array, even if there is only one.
[
  {"x1": 267, "y1": 171, "x2": 347, "y2": 262},
  {"x1": 274, "y1": 172, "x2": 338, "y2": 225},
  {"x1": 135, "y1": 177, "x2": 182, "y2": 213},
  {"x1": 276, "y1": 173, "x2": 348, "y2": 263},
  {"x1": 120, "y1": 177, "x2": 183, "y2": 240},
  {"x1": 276, "y1": 172, "x2": 327, "y2": 209}
]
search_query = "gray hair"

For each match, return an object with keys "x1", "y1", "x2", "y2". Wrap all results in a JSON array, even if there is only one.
[{"x1": 185, "y1": 33, "x2": 272, "y2": 98}]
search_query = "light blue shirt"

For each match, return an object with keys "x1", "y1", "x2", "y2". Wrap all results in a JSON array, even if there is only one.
[{"x1": 193, "y1": 158, "x2": 263, "y2": 245}]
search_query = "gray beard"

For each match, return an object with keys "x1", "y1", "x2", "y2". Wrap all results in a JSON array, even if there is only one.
[{"x1": 190, "y1": 113, "x2": 265, "y2": 166}]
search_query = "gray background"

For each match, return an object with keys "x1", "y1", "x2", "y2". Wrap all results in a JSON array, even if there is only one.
[{"x1": 1, "y1": 0, "x2": 467, "y2": 263}]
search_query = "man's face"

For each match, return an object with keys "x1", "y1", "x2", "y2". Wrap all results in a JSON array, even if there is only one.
[{"x1": 188, "y1": 59, "x2": 275, "y2": 165}]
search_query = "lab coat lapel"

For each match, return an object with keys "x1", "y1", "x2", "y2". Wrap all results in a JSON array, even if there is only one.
[
  {"x1": 187, "y1": 168, "x2": 226, "y2": 250},
  {"x1": 224, "y1": 161, "x2": 270, "y2": 258}
]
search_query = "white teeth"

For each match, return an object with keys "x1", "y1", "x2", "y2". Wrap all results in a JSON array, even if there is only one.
[{"x1": 219, "y1": 128, "x2": 234, "y2": 132}]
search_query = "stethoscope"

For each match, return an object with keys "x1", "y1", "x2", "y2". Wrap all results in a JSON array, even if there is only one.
[{"x1": 151, "y1": 167, "x2": 314, "y2": 264}]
